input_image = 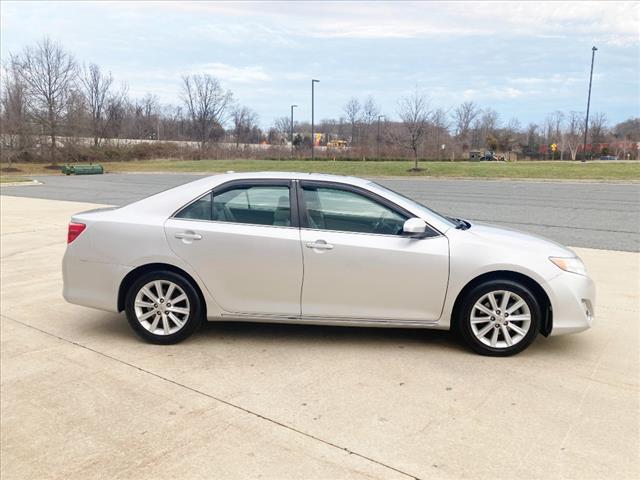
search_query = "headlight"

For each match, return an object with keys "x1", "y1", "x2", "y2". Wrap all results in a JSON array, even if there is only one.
[{"x1": 549, "y1": 256, "x2": 588, "y2": 276}]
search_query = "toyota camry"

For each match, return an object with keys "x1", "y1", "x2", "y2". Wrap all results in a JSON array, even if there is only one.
[{"x1": 62, "y1": 172, "x2": 595, "y2": 356}]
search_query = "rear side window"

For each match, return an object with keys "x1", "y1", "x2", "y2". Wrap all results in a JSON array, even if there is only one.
[
  {"x1": 174, "y1": 186, "x2": 291, "y2": 227},
  {"x1": 213, "y1": 186, "x2": 291, "y2": 226},
  {"x1": 175, "y1": 193, "x2": 212, "y2": 220}
]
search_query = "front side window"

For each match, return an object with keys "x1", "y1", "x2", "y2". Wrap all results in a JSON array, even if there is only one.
[
  {"x1": 302, "y1": 186, "x2": 407, "y2": 235},
  {"x1": 368, "y1": 182, "x2": 456, "y2": 229}
]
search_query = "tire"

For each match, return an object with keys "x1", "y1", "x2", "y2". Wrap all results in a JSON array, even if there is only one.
[
  {"x1": 456, "y1": 279, "x2": 540, "y2": 356},
  {"x1": 125, "y1": 270, "x2": 203, "y2": 344}
]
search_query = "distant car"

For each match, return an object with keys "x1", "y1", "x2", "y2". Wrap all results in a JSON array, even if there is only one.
[
  {"x1": 599, "y1": 155, "x2": 618, "y2": 160},
  {"x1": 62, "y1": 172, "x2": 595, "y2": 356}
]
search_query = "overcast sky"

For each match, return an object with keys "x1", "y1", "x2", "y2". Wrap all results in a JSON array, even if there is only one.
[{"x1": 2, "y1": 1, "x2": 638, "y2": 128}]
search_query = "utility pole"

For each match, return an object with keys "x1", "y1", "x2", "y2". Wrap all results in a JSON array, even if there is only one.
[
  {"x1": 377, "y1": 115, "x2": 385, "y2": 159},
  {"x1": 582, "y1": 46, "x2": 598, "y2": 162},
  {"x1": 311, "y1": 79, "x2": 319, "y2": 159},
  {"x1": 290, "y1": 104, "x2": 297, "y2": 158}
]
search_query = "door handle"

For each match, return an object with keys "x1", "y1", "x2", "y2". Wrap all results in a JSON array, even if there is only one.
[
  {"x1": 305, "y1": 240, "x2": 334, "y2": 250},
  {"x1": 175, "y1": 231, "x2": 202, "y2": 241}
]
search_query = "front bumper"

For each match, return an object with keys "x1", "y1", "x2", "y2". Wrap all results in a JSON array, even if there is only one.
[{"x1": 544, "y1": 271, "x2": 596, "y2": 335}]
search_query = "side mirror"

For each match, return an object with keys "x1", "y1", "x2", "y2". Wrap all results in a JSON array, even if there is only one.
[{"x1": 403, "y1": 218, "x2": 427, "y2": 236}]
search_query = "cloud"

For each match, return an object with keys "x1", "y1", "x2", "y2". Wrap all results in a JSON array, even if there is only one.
[
  {"x1": 462, "y1": 86, "x2": 527, "y2": 101},
  {"x1": 145, "y1": 1, "x2": 640, "y2": 46},
  {"x1": 508, "y1": 75, "x2": 583, "y2": 87},
  {"x1": 191, "y1": 63, "x2": 272, "y2": 84}
]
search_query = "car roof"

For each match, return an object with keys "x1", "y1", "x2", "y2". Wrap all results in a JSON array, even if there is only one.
[{"x1": 208, "y1": 171, "x2": 371, "y2": 186}]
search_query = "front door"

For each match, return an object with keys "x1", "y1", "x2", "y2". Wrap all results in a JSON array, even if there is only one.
[
  {"x1": 298, "y1": 182, "x2": 449, "y2": 321},
  {"x1": 164, "y1": 180, "x2": 303, "y2": 316}
]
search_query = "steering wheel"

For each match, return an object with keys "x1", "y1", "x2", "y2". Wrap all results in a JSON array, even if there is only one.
[
  {"x1": 374, "y1": 211, "x2": 405, "y2": 235},
  {"x1": 372, "y1": 211, "x2": 393, "y2": 234}
]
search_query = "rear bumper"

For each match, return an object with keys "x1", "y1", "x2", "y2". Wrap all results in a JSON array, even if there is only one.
[
  {"x1": 545, "y1": 271, "x2": 596, "y2": 336},
  {"x1": 62, "y1": 251, "x2": 131, "y2": 313}
]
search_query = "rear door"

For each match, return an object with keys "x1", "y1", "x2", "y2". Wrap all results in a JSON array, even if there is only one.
[
  {"x1": 298, "y1": 181, "x2": 449, "y2": 322},
  {"x1": 164, "y1": 179, "x2": 303, "y2": 316}
]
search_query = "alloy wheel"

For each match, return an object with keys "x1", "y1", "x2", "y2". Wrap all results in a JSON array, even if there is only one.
[
  {"x1": 470, "y1": 290, "x2": 531, "y2": 348},
  {"x1": 134, "y1": 280, "x2": 190, "y2": 335}
]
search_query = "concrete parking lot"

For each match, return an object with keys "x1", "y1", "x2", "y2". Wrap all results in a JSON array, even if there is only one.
[
  {"x1": 1, "y1": 194, "x2": 638, "y2": 479},
  {"x1": 2, "y1": 173, "x2": 639, "y2": 251}
]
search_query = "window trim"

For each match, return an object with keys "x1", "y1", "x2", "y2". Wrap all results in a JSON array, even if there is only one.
[
  {"x1": 172, "y1": 179, "x2": 299, "y2": 228},
  {"x1": 296, "y1": 180, "x2": 440, "y2": 238}
]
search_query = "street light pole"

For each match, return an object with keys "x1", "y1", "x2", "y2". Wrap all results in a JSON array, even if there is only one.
[
  {"x1": 582, "y1": 46, "x2": 598, "y2": 162},
  {"x1": 377, "y1": 115, "x2": 385, "y2": 159},
  {"x1": 311, "y1": 79, "x2": 319, "y2": 159},
  {"x1": 290, "y1": 104, "x2": 298, "y2": 158}
]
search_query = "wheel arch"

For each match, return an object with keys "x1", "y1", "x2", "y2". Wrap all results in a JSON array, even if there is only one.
[
  {"x1": 118, "y1": 263, "x2": 207, "y2": 317},
  {"x1": 451, "y1": 270, "x2": 552, "y2": 336}
]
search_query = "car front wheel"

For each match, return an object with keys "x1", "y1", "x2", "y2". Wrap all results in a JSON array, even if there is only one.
[
  {"x1": 457, "y1": 280, "x2": 540, "y2": 356},
  {"x1": 125, "y1": 270, "x2": 203, "y2": 344}
]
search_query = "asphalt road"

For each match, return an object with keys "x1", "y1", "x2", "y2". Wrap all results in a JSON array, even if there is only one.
[{"x1": 2, "y1": 173, "x2": 639, "y2": 251}]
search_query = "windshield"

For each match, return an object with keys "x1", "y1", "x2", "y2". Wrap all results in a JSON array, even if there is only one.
[{"x1": 368, "y1": 182, "x2": 458, "y2": 228}]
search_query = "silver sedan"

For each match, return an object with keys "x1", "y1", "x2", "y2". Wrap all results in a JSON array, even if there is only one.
[{"x1": 62, "y1": 172, "x2": 595, "y2": 356}]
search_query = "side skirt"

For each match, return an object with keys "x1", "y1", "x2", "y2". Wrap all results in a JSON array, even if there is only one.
[{"x1": 216, "y1": 312, "x2": 445, "y2": 329}]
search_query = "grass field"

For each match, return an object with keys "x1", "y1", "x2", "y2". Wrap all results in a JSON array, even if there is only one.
[
  {"x1": 0, "y1": 175, "x2": 30, "y2": 184},
  {"x1": 2, "y1": 159, "x2": 639, "y2": 181}
]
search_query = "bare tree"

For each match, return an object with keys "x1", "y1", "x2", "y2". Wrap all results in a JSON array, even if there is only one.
[
  {"x1": 181, "y1": 73, "x2": 233, "y2": 148},
  {"x1": 452, "y1": 101, "x2": 480, "y2": 143},
  {"x1": 126, "y1": 93, "x2": 160, "y2": 139},
  {"x1": 362, "y1": 96, "x2": 379, "y2": 125},
  {"x1": 232, "y1": 106, "x2": 259, "y2": 146},
  {"x1": 542, "y1": 111, "x2": 564, "y2": 158},
  {"x1": 553, "y1": 111, "x2": 565, "y2": 159},
  {"x1": 397, "y1": 90, "x2": 432, "y2": 169},
  {"x1": 430, "y1": 107, "x2": 451, "y2": 158},
  {"x1": 479, "y1": 108, "x2": 500, "y2": 149},
  {"x1": 343, "y1": 97, "x2": 361, "y2": 145},
  {"x1": 105, "y1": 84, "x2": 128, "y2": 140},
  {"x1": 272, "y1": 116, "x2": 291, "y2": 143},
  {"x1": 498, "y1": 117, "x2": 521, "y2": 159},
  {"x1": 79, "y1": 63, "x2": 114, "y2": 146},
  {"x1": 589, "y1": 112, "x2": 608, "y2": 145},
  {"x1": 361, "y1": 96, "x2": 380, "y2": 147},
  {"x1": 1, "y1": 61, "x2": 31, "y2": 163},
  {"x1": 158, "y1": 103, "x2": 189, "y2": 141},
  {"x1": 13, "y1": 37, "x2": 77, "y2": 162},
  {"x1": 552, "y1": 111, "x2": 564, "y2": 142},
  {"x1": 102, "y1": 85, "x2": 128, "y2": 140},
  {"x1": 563, "y1": 111, "x2": 584, "y2": 161}
]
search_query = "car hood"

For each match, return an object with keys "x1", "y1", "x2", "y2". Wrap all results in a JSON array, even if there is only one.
[{"x1": 460, "y1": 221, "x2": 576, "y2": 257}]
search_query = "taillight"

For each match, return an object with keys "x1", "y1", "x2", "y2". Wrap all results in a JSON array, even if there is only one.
[{"x1": 67, "y1": 222, "x2": 86, "y2": 244}]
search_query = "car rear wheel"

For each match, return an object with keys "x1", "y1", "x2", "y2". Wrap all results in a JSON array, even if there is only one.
[
  {"x1": 125, "y1": 270, "x2": 203, "y2": 344},
  {"x1": 457, "y1": 279, "x2": 540, "y2": 356}
]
